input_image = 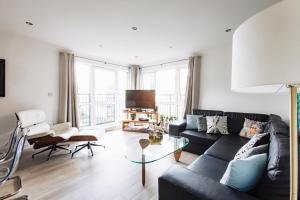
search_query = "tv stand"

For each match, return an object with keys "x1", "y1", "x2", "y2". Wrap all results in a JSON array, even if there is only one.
[{"x1": 122, "y1": 110, "x2": 159, "y2": 132}]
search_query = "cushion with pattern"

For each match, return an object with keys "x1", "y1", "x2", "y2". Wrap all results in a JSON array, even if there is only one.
[
  {"x1": 234, "y1": 132, "x2": 269, "y2": 160},
  {"x1": 206, "y1": 116, "x2": 229, "y2": 135},
  {"x1": 240, "y1": 118, "x2": 267, "y2": 139},
  {"x1": 197, "y1": 116, "x2": 207, "y2": 132}
]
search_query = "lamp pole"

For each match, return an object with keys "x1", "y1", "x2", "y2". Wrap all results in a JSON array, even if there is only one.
[{"x1": 289, "y1": 85, "x2": 298, "y2": 200}]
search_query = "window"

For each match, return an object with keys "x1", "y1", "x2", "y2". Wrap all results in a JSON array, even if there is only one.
[
  {"x1": 141, "y1": 61, "x2": 188, "y2": 119},
  {"x1": 76, "y1": 59, "x2": 128, "y2": 127}
]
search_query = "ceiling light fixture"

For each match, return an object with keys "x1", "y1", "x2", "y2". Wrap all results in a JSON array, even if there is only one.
[
  {"x1": 98, "y1": 44, "x2": 103, "y2": 47},
  {"x1": 131, "y1": 27, "x2": 138, "y2": 31},
  {"x1": 225, "y1": 28, "x2": 232, "y2": 32},
  {"x1": 169, "y1": 46, "x2": 173, "y2": 49},
  {"x1": 25, "y1": 21, "x2": 33, "y2": 26}
]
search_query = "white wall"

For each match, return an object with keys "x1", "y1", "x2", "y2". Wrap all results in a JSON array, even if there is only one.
[
  {"x1": 199, "y1": 45, "x2": 289, "y2": 121},
  {"x1": 0, "y1": 30, "x2": 60, "y2": 137}
]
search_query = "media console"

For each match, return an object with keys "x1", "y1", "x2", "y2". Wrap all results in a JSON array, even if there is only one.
[{"x1": 122, "y1": 110, "x2": 159, "y2": 133}]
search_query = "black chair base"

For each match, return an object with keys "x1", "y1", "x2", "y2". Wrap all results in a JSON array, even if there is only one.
[
  {"x1": 32, "y1": 144, "x2": 71, "y2": 161},
  {"x1": 0, "y1": 176, "x2": 22, "y2": 200},
  {"x1": 71, "y1": 142, "x2": 105, "y2": 158}
]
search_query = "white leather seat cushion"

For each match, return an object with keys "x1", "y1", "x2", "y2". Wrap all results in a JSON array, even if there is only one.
[{"x1": 25, "y1": 123, "x2": 52, "y2": 139}]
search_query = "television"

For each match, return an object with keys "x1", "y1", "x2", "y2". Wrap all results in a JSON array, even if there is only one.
[
  {"x1": 0, "y1": 59, "x2": 5, "y2": 97},
  {"x1": 126, "y1": 90, "x2": 155, "y2": 109}
]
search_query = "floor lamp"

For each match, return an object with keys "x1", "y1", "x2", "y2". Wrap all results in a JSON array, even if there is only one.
[{"x1": 231, "y1": 0, "x2": 299, "y2": 199}]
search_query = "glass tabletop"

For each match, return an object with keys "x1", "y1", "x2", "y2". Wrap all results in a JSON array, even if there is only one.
[{"x1": 124, "y1": 134, "x2": 189, "y2": 164}]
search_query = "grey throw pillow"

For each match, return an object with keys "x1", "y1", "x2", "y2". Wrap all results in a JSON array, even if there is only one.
[
  {"x1": 197, "y1": 116, "x2": 207, "y2": 132},
  {"x1": 246, "y1": 144, "x2": 269, "y2": 158},
  {"x1": 206, "y1": 116, "x2": 229, "y2": 135},
  {"x1": 186, "y1": 115, "x2": 202, "y2": 130},
  {"x1": 234, "y1": 133, "x2": 269, "y2": 160}
]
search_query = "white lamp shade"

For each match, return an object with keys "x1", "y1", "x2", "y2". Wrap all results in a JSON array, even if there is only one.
[{"x1": 232, "y1": 0, "x2": 300, "y2": 93}]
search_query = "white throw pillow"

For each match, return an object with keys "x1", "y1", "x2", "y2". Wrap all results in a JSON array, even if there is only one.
[
  {"x1": 234, "y1": 132, "x2": 269, "y2": 160},
  {"x1": 206, "y1": 116, "x2": 229, "y2": 135}
]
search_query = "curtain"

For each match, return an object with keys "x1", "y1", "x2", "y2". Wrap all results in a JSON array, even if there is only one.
[
  {"x1": 58, "y1": 52, "x2": 79, "y2": 127},
  {"x1": 128, "y1": 65, "x2": 141, "y2": 89},
  {"x1": 183, "y1": 56, "x2": 201, "y2": 117}
]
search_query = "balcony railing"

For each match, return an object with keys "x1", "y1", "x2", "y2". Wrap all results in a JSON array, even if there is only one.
[
  {"x1": 78, "y1": 93, "x2": 185, "y2": 127},
  {"x1": 156, "y1": 94, "x2": 185, "y2": 118},
  {"x1": 78, "y1": 93, "x2": 123, "y2": 127},
  {"x1": 78, "y1": 94, "x2": 90, "y2": 127}
]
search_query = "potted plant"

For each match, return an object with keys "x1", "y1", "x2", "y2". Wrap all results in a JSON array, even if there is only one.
[{"x1": 160, "y1": 114, "x2": 177, "y2": 132}]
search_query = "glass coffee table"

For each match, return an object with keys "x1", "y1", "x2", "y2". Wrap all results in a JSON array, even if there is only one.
[{"x1": 124, "y1": 134, "x2": 189, "y2": 186}]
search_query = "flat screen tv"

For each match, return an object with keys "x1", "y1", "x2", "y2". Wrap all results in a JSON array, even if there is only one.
[
  {"x1": 0, "y1": 59, "x2": 5, "y2": 97},
  {"x1": 126, "y1": 90, "x2": 155, "y2": 109}
]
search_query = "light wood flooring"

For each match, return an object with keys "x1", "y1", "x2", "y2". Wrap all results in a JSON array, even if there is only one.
[{"x1": 2, "y1": 130, "x2": 197, "y2": 200}]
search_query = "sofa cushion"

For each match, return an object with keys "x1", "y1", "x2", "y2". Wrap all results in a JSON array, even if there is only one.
[
  {"x1": 239, "y1": 118, "x2": 267, "y2": 139},
  {"x1": 224, "y1": 112, "x2": 269, "y2": 134},
  {"x1": 204, "y1": 134, "x2": 248, "y2": 161},
  {"x1": 181, "y1": 130, "x2": 221, "y2": 155},
  {"x1": 192, "y1": 109, "x2": 223, "y2": 116},
  {"x1": 159, "y1": 165, "x2": 260, "y2": 200},
  {"x1": 234, "y1": 133, "x2": 269, "y2": 160},
  {"x1": 254, "y1": 133, "x2": 290, "y2": 200},
  {"x1": 186, "y1": 115, "x2": 202, "y2": 130},
  {"x1": 181, "y1": 130, "x2": 221, "y2": 144},
  {"x1": 220, "y1": 154, "x2": 268, "y2": 192},
  {"x1": 246, "y1": 144, "x2": 269, "y2": 158},
  {"x1": 196, "y1": 116, "x2": 207, "y2": 132},
  {"x1": 187, "y1": 155, "x2": 229, "y2": 181},
  {"x1": 182, "y1": 142, "x2": 211, "y2": 155},
  {"x1": 264, "y1": 114, "x2": 289, "y2": 136},
  {"x1": 206, "y1": 116, "x2": 229, "y2": 135}
]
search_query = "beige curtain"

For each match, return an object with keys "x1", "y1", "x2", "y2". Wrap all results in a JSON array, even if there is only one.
[
  {"x1": 183, "y1": 56, "x2": 201, "y2": 117},
  {"x1": 58, "y1": 52, "x2": 79, "y2": 127},
  {"x1": 128, "y1": 65, "x2": 141, "y2": 89}
]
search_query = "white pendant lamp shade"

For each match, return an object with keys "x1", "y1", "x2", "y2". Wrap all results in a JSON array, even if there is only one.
[{"x1": 231, "y1": 0, "x2": 300, "y2": 93}]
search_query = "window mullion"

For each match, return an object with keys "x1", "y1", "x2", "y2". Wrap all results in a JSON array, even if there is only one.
[
  {"x1": 114, "y1": 70, "x2": 118, "y2": 122},
  {"x1": 90, "y1": 66, "x2": 95, "y2": 126},
  {"x1": 175, "y1": 68, "x2": 180, "y2": 118}
]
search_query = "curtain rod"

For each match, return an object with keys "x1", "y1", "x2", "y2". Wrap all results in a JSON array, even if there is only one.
[
  {"x1": 75, "y1": 56, "x2": 127, "y2": 68},
  {"x1": 143, "y1": 58, "x2": 189, "y2": 68}
]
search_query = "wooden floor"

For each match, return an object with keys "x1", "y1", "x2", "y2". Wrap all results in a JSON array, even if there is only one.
[{"x1": 3, "y1": 130, "x2": 197, "y2": 200}]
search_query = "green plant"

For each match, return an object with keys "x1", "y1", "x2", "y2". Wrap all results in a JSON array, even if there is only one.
[
  {"x1": 160, "y1": 114, "x2": 177, "y2": 123},
  {"x1": 160, "y1": 114, "x2": 166, "y2": 122}
]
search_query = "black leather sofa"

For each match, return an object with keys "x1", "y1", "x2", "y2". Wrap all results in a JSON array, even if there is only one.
[{"x1": 159, "y1": 109, "x2": 290, "y2": 200}]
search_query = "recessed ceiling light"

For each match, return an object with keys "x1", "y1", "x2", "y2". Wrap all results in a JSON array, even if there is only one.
[
  {"x1": 225, "y1": 28, "x2": 232, "y2": 32},
  {"x1": 169, "y1": 46, "x2": 173, "y2": 49},
  {"x1": 98, "y1": 44, "x2": 103, "y2": 47},
  {"x1": 131, "y1": 27, "x2": 138, "y2": 31},
  {"x1": 25, "y1": 21, "x2": 33, "y2": 26}
]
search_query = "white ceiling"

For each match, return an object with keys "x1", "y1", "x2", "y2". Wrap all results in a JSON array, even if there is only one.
[{"x1": 0, "y1": 0, "x2": 280, "y2": 66}]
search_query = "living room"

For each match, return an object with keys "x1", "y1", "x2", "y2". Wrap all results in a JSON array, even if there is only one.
[{"x1": 0, "y1": 0, "x2": 299, "y2": 199}]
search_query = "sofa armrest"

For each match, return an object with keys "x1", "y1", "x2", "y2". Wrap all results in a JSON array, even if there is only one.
[
  {"x1": 169, "y1": 120, "x2": 186, "y2": 136},
  {"x1": 159, "y1": 165, "x2": 258, "y2": 200}
]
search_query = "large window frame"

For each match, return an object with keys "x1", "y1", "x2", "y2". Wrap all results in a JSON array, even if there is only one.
[
  {"x1": 75, "y1": 57, "x2": 128, "y2": 127},
  {"x1": 141, "y1": 60, "x2": 188, "y2": 119}
]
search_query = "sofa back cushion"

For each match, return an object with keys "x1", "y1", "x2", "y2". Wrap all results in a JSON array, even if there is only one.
[
  {"x1": 254, "y1": 133, "x2": 290, "y2": 200},
  {"x1": 224, "y1": 112, "x2": 269, "y2": 134},
  {"x1": 264, "y1": 114, "x2": 289, "y2": 136},
  {"x1": 192, "y1": 109, "x2": 223, "y2": 117}
]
